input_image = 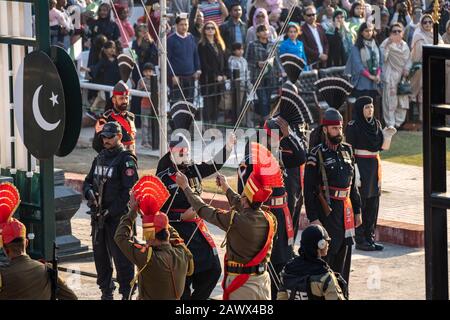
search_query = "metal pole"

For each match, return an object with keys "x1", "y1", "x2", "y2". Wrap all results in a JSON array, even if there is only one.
[
  {"x1": 159, "y1": 0, "x2": 168, "y2": 157},
  {"x1": 35, "y1": 0, "x2": 55, "y2": 261}
]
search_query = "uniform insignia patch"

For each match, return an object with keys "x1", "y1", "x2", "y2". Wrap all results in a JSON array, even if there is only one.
[
  {"x1": 126, "y1": 161, "x2": 135, "y2": 168},
  {"x1": 125, "y1": 168, "x2": 135, "y2": 176}
]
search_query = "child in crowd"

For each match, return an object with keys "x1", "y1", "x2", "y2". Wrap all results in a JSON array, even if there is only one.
[
  {"x1": 228, "y1": 42, "x2": 253, "y2": 127},
  {"x1": 137, "y1": 63, "x2": 155, "y2": 148}
]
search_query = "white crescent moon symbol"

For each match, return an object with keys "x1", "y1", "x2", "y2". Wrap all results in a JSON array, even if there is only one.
[{"x1": 32, "y1": 85, "x2": 61, "y2": 131}]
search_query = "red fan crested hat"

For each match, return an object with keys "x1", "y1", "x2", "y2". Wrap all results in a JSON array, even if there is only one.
[
  {"x1": 243, "y1": 142, "x2": 284, "y2": 203},
  {"x1": 0, "y1": 182, "x2": 20, "y2": 225}
]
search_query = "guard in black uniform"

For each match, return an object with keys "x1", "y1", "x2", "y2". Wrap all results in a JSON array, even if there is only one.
[
  {"x1": 304, "y1": 108, "x2": 362, "y2": 285},
  {"x1": 93, "y1": 81, "x2": 137, "y2": 153},
  {"x1": 277, "y1": 225, "x2": 347, "y2": 300},
  {"x1": 346, "y1": 96, "x2": 384, "y2": 251},
  {"x1": 83, "y1": 121, "x2": 139, "y2": 300},
  {"x1": 156, "y1": 131, "x2": 236, "y2": 300}
]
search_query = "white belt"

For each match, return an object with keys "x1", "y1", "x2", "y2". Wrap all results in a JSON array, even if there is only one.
[{"x1": 354, "y1": 149, "x2": 379, "y2": 156}]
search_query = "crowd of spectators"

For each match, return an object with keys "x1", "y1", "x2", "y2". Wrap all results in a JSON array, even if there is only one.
[{"x1": 49, "y1": 0, "x2": 450, "y2": 140}]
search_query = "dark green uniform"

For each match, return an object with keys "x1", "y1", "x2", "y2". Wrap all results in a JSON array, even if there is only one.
[
  {"x1": 0, "y1": 255, "x2": 77, "y2": 300},
  {"x1": 114, "y1": 210, "x2": 194, "y2": 300}
]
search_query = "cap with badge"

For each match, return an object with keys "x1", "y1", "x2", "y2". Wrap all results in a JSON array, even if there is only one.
[
  {"x1": 99, "y1": 121, "x2": 122, "y2": 138},
  {"x1": 112, "y1": 80, "x2": 130, "y2": 97}
]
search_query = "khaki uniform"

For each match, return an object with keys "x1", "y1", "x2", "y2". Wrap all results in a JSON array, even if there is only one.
[
  {"x1": 114, "y1": 210, "x2": 194, "y2": 300},
  {"x1": 277, "y1": 272, "x2": 346, "y2": 300},
  {"x1": 0, "y1": 255, "x2": 77, "y2": 300},
  {"x1": 184, "y1": 187, "x2": 277, "y2": 300}
]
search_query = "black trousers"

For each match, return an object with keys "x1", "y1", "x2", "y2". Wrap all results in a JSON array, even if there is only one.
[
  {"x1": 325, "y1": 243, "x2": 352, "y2": 285},
  {"x1": 285, "y1": 167, "x2": 303, "y2": 242},
  {"x1": 356, "y1": 196, "x2": 380, "y2": 244},
  {"x1": 92, "y1": 218, "x2": 134, "y2": 296},
  {"x1": 181, "y1": 259, "x2": 221, "y2": 300}
]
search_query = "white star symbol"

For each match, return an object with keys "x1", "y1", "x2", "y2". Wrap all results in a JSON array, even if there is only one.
[{"x1": 49, "y1": 92, "x2": 59, "y2": 106}]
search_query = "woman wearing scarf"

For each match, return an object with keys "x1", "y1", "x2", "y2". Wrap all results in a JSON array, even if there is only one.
[
  {"x1": 345, "y1": 96, "x2": 384, "y2": 251},
  {"x1": 380, "y1": 23, "x2": 411, "y2": 129},
  {"x1": 410, "y1": 14, "x2": 443, "y2": 122},
  {"x1": 345, "y1": 22, "x2": 382, "y2": 100},
  {"x1": 89, "y1": 3, "x2": 120, "y2": 42},
  {"x1": 245, "y1": 7, "x2": 278, "y2": 45}
]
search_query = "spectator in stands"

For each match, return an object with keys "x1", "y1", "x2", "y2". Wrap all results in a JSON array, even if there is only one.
[
  {"x1": 280, "y1": 0, "x2": 303, "y2": 25},
  {"x1": 325, "y1": 9, "x2": 354, "y2": 67},
  {"x1": 380, "y1": 23, "x2": 411, "y2": 129},
  {"x1": 197, "y1": 0, "x2": 229, "y2": 26},
  {"x1": 442, "y1": 20, "x2": 450, "y2": 44},
  {"x1": 224, "y1": 0, "x2": 248, "y2": 22},
  {"x1": 228, "y1": 42, "x2": 253, "y2": 126},
  {"x1": 167, "y1": 15, "x2": 202, "y2": 102},
  {"x1": 87, "y1": 34, "x2": 108, "y2": 73},
  {"x1": 246, "y1": 24, "x2": 281, "y2": 125},
  {"x1": 300, "y1": 5, "x2": 329, "y2": 69},
  {"x1": 90, "y1": 40, "x2": 121, "y2": 103},
  {"x1": 138, "y1": 0, "x2": 161, "y2": 44},
  {"x1": 132, "y1": 24, "x2": 158, "y2": 86},
  {"x1": 114, "y1": 4, "x2": 135, "y2": 48},
  {"x1": 198, "y1": 21, "x2": 228, "y2": 125},
  {"x1": 49, "y1": 0, "x2": 73, "y2": 48},
  {"x1": 220, "y1": 3, "x2": 247, "y2": 52},
  {"x1": 189, "y1": 9, "x2": 205, "y2": 43},
  {"x1": 404, "y1": 7, "x2": 422, "y2": 47},
  {"x1": 390, "y1": 0, "x2": 412, "y2": 27},
  {"x1": 410, "y1": 14, "x2": 443, "y2": 123},
  {"x1": 138, "y1": 63, "x2": 156, "y2": 148},
  {"x1": 247, "y1": 0, "x2": 270, "y2": 28},
  {"x1": 320, "y1": 5, "x2": 335, "y2": 33},
  {"x1": 53, "y1": 0, "x2": 74, "y2": 49},
  {"x1": 347, "y1": 1, "x2": 365, "y2": 33},
  {"x1": 171, "y1": 0, "x2": 191, "y2": 17},
  {"x1": 345, "y1": 22, "x2": 382, "y2": 100},
  {"x1": 246, "y1": 8, "x2": 277, "y2": 45},
  {"x1": 375, "y1": 8, "x2": 390, "y2": 45},
  {"x1": 279, "y1": 23, "x2": 308, "y2": 65},
  {"x1": 268, "y1": 7, "x2": 282, "y2": 33},
  {"x1": 89, "y1": 3, "x2": 120, "y2": 42}
]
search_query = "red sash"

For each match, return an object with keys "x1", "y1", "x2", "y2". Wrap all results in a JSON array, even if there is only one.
[
  {"x1": 221, "y1": 210, "x2": 275, "y2": 300},
  {"x1": 170, "y1": 208, "x2": 218, "y2": 253},
  {"x1": 377, "y1": 154, "x2": 382, "y2": 189},
  {"x1": 110, "y1": 112, "x2": 135, "y2": 139},
  {"x1": 268, "y1": 194, "x2": 294, "y2": 246},
  {"x1": 299, "y1": 164, "x2": 305, "y2": 190},
  {"x1": 343, "y1": 197, "x2": 355, "y2": 239}
]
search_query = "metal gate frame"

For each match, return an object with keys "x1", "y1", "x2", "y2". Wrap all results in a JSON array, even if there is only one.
[{"x1": 0, "y1": 0, "x2": 55, "y2": 260}]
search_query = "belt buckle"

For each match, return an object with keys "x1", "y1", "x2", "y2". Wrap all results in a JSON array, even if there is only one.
[{"x1": 258, "y1": 264, "x2": 265, "y2": 273}]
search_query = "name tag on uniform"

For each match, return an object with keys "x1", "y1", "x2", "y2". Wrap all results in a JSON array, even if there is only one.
[
  {"x1": 324, "y1": 158, "x2": 336, "y2": 166},
  {"x1": 94, "y1": 166, "x2": 113, "y2": 178}
]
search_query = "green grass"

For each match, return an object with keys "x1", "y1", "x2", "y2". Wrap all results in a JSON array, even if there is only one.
[{"x1": 381, "y1": 131, "x2": 450, "y2": 167}]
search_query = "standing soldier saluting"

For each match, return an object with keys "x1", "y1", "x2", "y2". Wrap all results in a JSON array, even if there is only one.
[
  {"x1": 93, "y1": 80, "x2": 137, "y2": 154},
  {"x1": 176, "y1": 142, "x2": 281, "y2": 300},
  {"x1": 0, "y1": 183, "x2": 77, "y2": 300},
  {"x1": 83, "y1": 121, "x2": 139, "y2": 300},
  {"x1": 304, "y1": 108, "x2": 362, "y2": 286}
]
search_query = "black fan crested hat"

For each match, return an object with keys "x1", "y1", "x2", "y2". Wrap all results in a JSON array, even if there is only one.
[
  {"x1": 278, "y1": 83, "x2": 314, "y2": 125},
  {"x1": 117, "y1": 53, "x2": 135, "y2": 82},
  {"x1": 314, "y1": 77, "x2": 353, "y2": 109},
  {"x1": 280, "y1": 53, "x2": 306, "y2": 83},
  {"x1": 168, "y1": 100, "x2": 197, "y2": 131}
]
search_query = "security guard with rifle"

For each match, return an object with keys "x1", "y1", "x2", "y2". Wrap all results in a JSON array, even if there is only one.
[
  {"x1": 304, "y1": 109, "x2": 362, "y2": 286},
  {"x1": 0, "y1": 182, "x2": 77, "y2": 300},
  {"x1": 83, "y1": 121, "x2": 139, "y2": 300}
]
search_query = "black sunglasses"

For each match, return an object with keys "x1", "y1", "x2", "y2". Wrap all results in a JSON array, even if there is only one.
[
  {"x1": 422, "y1": 20, "x2": 433, "y2": 25},
  {"x1": 205, "y1": 26, "x2": 215, "y2": 30},
  {"x1": 391, "y1": 29, "x2": 402, "y2": 34},
  {"x1": 306, "y1": 13, "x2": 316, "y2": 17}
]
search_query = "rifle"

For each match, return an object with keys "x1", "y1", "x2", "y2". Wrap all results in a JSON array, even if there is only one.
[
  {"x1": 49, "y1": 242, "x2": 59, "y2": 300},
  {"x1": 317, "y1": 149, "x2": 332, "y2": 216},
  {"x1": 89, "y1": 178, "x2": 108, "y2": 246}
]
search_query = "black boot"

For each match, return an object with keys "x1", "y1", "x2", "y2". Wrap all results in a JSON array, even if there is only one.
[
  {"x1": 101, "y1": 290, "x2": 114, "y2": 300},
  {"x1": 355, "y1": 240, "x2": 376, "y2": 251}
]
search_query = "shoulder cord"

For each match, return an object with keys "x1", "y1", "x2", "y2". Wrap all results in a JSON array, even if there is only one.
[{"x1": 128, "y1": 246, "x2": 153, "y2": 300}]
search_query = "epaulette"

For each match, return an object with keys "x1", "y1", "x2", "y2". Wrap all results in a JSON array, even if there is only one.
[
  {"x1": 347, "y1": 120, "x2": 355, "y2": 126},
  {"x1": 126, "y1": 112, "x2": 135, "y2": 121},
  {"x1": 102, "y1": 109, "x2": 113, "y2": 118},
  {"x1": 169, "y1": 238, "x2": 185, "y2": 246},
  {"x1": 310, "y1": 144, "x2": 322, "y2": 155},
  {"x1": 132, "y1": 241, "x2": 149, "y2": 254}
]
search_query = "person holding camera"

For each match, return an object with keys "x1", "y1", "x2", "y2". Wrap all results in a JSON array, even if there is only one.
[
  {"x1": 83, "y1": 121, "x2": 139, "y2": 300},
  {"x1": 390, "y1": 0, "x2": 412, "y2": 28}
]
